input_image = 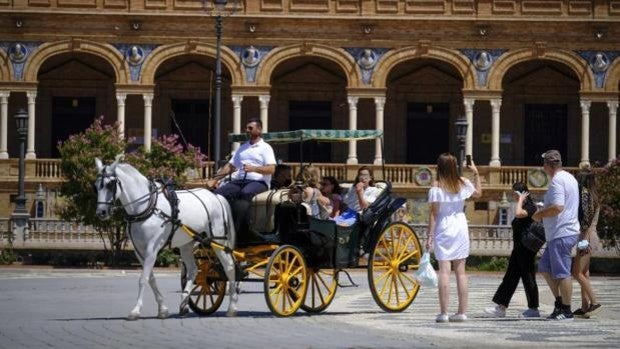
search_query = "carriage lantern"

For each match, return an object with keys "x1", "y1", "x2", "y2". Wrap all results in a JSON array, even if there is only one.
[
  {"x1": 454, "y1": 115, "x2": 468, "y2": 175},
  {"x1": 11, "y1": 108, "x2": 30, "y2": 242}
]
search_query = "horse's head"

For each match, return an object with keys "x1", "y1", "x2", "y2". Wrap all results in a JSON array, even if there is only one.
[{"x1": 94, "y1": 155, "x2": 122, "y2": 220}]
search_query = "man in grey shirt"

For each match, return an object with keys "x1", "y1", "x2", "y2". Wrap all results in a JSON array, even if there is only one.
[{"x1": 533, "y1": 150, "x2": 580, "y2": 320}]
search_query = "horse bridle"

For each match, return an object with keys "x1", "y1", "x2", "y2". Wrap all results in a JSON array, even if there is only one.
[{"x1": 95, "y1": 166, "x2": 159, "y2": 221}]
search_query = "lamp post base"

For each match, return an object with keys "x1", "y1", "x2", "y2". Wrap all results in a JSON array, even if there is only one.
[{"x1": 10, "y1": 211, "x2": 30, "y2": 244}]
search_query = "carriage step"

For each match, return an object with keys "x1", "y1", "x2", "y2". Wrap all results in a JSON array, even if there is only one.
[{"x1": 336, "y1": 269, "x2": 359, "y2": 288}]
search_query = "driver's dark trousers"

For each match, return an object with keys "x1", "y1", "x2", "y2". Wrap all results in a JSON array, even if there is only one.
[{"x1": 214, "y1": 180, "x2": 268, "y2": 202}]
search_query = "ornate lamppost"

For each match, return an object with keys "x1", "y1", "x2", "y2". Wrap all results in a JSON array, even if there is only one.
[
  {"x1": 11, "y1": 108, "x2": 29, "y2": 242},
  {"x1": 210, "y1": 0, "x2": 239, "y2": 171},
  {"x1": 454, "y1": 115, "x2": 468, "y2": 175}
]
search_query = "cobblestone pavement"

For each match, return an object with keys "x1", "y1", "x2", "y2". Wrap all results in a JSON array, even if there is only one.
[{"x1": 0, "y1": 267, "x2": 618, "y2": 349}]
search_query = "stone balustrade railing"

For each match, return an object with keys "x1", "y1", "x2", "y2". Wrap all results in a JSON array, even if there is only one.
[
  {"x1": 0, "y1": 158, "x2": 581, "y2": 191},
  {"x1": 1, "y1": 218, "x2": 617, "y2": 258}
]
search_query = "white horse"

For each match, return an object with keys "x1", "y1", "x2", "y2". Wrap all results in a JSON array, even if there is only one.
[{"x1": 94, "y1": 156, "x2": 238, "y2": 320}]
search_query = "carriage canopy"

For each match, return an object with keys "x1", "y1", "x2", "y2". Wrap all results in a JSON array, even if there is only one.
[{"x1": 228, "y1": 129, "x2": 383, "y2": 144}]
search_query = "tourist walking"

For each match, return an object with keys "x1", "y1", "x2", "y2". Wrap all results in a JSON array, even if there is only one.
[
  {"x1": 484, "y1": 182, "x2": 540, "y2": 318},
  {"x1": 426, "y1": 153, "x2": 482, "y2": 323},
  {"x1": 532, "y1": 150, "x2": 580, "y2": 321},
  {"x1": 572, "y1": 169, "x2": 602, "y2": 318}
]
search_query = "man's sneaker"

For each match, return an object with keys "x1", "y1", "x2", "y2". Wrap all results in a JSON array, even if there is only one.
[
  {"x1": 572, "y1": 308, "x2": 589, "y2": 319},
  {"x1": 449, "y1": 313, "x2": 468, "y2": 322},
  {"x1": 547, "y1": 310, "x2": 574, "y2": 321},
  {"x1": 484, "y1": 305, "x2": 506, "y2": 318},
  {"x1": 520, "y1": 308, "x2": 540, "y2": 318},
  {"x1": 585, "y1": 303, "x2": 602, "y2": 317},
  {"x1": 435, "y1": 313, "x2": 449, "y2": 323}
]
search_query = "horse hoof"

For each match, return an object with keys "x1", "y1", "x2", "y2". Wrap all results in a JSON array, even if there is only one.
[
  {"x1": 179, "y1": 307, "x2": 189, "y2": 317},
  {"x1": 157, "y1": 310, "x2": 169, "y2": 319},
  {"x1": 127, "y1": 313, "x2": 140, "y2": 321},
  {"x1": 226, "y1": 310, "x2": 237, "y2": 317}
]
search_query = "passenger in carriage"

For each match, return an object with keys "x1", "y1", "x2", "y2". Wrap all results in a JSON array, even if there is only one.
[
  {"x1": 319, "y1": 176, "x2": 343, "y2": 219},
  {"x1": 343, "y1": 166, "x2": 381, "y2": 213},
  {"x1": 271, "y1": 163, "x2": 292, "y2": 190},
  {"x1": 300, "y1": 165, "x2": 328, "y2": 219}
]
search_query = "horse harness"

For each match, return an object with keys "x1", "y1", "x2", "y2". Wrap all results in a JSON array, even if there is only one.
[{"x1": 96, "y1": 168, "x2": 231, "y2": 252}]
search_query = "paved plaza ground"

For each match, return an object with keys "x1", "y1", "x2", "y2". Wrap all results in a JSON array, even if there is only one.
[{"x1": 0, "y1": 267, "x2": 618, "y2": 349}]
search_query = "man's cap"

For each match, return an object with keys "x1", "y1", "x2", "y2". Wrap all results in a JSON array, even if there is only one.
[{"x1": 541, "y1": 150, "x2": 562, "y2": 163}]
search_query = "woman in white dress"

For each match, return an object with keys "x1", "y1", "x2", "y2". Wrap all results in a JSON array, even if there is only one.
[{"x1": 426, "y1": 153, "x2": 481, "y2": 323}]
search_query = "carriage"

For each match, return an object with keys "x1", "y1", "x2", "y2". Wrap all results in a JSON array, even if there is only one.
[
  {"x1": 181, "y1": 129, "x2": 424, "y2": 317},
  {"x1": 94, "y1": 129, "x2": 424, "y2": 320}
]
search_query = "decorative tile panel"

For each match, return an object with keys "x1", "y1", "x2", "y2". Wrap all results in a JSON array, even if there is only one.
[
  {"x1": 405, "y1": 0, "x2": 445, "y2": 14},
  {"x1": 376, "y1": 0, "x2": 399, "y2": 13},
  {"x1": 290, "y1": 0, "x2": 329, "y2": 12},
  {"x1": 453, "y1": 0, "x2": 475, "y2": 14},
  {"x1": 103, "y1": 0, "x2": 128, "y2": 9},
  {"x1": 260, "y1": 0, "x2": 284, "y2": 11},
  {"x1": 522, "y1": 0, "x2": 562, "y2": 15},
  {"x1": 173, "y1": 0, "x2": 204, "y2": 10},
  {"x1": 576, "y1": 50, "x2": 620, "y2": 88},
  {"x1": 568, "y1": 1, "x2": 592, "y2": 15},
  {"x1": 28, "y1": 0, "x2": 52, "y2": 7},
  {"x1": 336, "y1": 0, "x2": 359, "y2": 13},
  {"x1": 145, "y1": 0, "x2": 167, "y2": 10},
  {"x1": 57, "y1": 0, "x2": 96, "y2": 7}
]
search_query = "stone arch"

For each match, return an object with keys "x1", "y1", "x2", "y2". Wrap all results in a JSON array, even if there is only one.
[
  {"x1": 23, "y1": 39, "x2": 128, "y2": 84},
  {"x1": 0, "y1": 48, "x2": 13, "y2": 81},
  {"x1": 256, "y1": 43, "x2": 361, "y2": 88},
  {"x1": 487, "y1": 48, "x2": 594, "y2": 91},
  {"x1": 604, "y1": 57, "x2": 620, "y2": 92},
  {"x1": 140, "y1": 42, "x2": 244, "y2": 85},
  {"x1": 372, "y1": 46, "x2": 476, "y2": 90}
]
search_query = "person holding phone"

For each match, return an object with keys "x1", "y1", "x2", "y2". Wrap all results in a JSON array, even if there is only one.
[
  {"x1": 426, "y1": 153, "x2": 482, "y2": 323},
  {"x1": 484, "y1": 182, "x2": 541, "y2": 318}
]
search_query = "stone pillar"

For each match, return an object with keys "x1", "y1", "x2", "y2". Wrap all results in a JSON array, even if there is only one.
[
  {"x1": 26, "y1": 91, "x2": 37, "y2": 160},
  {"x1": 347, "y1": 96, "x2": 359, "y2": 165},
  {"x1": 608, "y1": 101, "x2": 618, "y2": 163},
  {"x1": 116, "y1": 93, "x2": 126, "y2": 139},
  {"x1": 232, "y1": 95, "x2": 243, "y2": 152},
  {"x1": 489, "y1": 98, "x2": 502, "y2": 167},
  {"x1": 143, "y1": 93, "x2": 154, "y2": 152},
  {"x1": 0, "y1": 91, "x2": 9, "y2": 159},
  {"x1": 463, "y1": 98, "x2": 475, "y2": 159},
  {"x1": 579, "y1": 100, "x2": 591, "y2": 168},
  {"x1": 373, "y1": 96, "x2": 385, "y2": 165},
  {"x1": 259, "y1": 95, "x2": 270, "y2": 132}
]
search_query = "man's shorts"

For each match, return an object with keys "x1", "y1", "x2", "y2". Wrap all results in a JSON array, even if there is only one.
[{"x1": 538, "y1": 234, "x2": 579, "y2": 279}]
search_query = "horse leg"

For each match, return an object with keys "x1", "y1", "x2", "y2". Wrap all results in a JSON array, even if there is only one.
[
  {"x1": 128, "y1": 251, "x2": 157, "y2": 320},
  {"x1": 148, "y1": 272, "x2": 169, "y2": 319},
  {"x1": 178, "y1": 243, "x2": 197, "y2": 316},
  {"x1": 215, "y1": 249, "x2": 238, "y2": 317}
]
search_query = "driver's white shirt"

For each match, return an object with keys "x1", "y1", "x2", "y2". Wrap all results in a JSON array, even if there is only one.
[{"x1": 229, "y1": 138, "x2": 276, "y2": 187}]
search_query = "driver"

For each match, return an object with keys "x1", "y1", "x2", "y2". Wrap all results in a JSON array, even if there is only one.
[
  {"x1": 209, "y1": 118, "x2": 276, "y2": 201},
  {"x1": 208, "y1": 119, "x2": 276, "y2": 239}
]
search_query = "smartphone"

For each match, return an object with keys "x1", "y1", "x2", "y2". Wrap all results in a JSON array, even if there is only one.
[{"x1": 466, "y1": 154, "x2": 472, "y2": 166}]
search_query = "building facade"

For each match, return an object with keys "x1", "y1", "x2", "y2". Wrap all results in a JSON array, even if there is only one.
[{"x1": 0, "y1": 0, "x2": 619, "y2": 224}]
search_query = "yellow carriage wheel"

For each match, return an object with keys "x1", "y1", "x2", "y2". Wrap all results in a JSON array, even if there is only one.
[
  {"x1": 368, "y1": 222, "x2": 422, "y2": 312},
  {"x1": 264, "y1": 245, "x2": 308, "y2": 317},
  {"x1": 301, "y1": 268, "x2": 338, "y2": 313},
  {"x1": 182, "y1": 247, "x2": 226, "y2": 316}
]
